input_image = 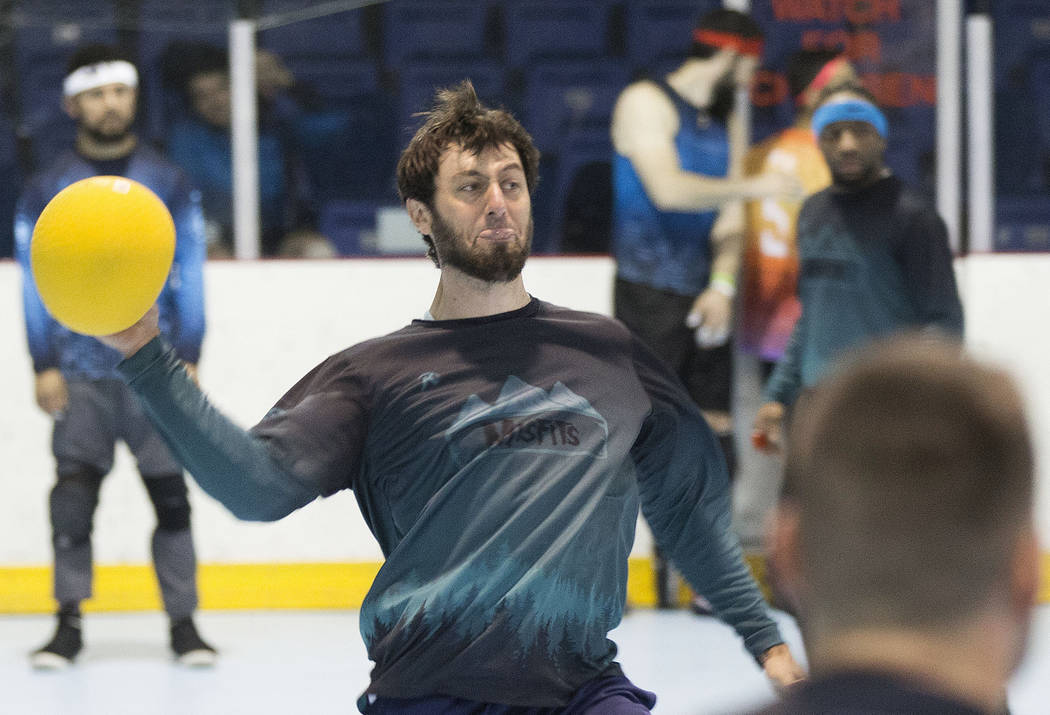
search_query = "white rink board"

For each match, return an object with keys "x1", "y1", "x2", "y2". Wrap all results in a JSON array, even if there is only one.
[{"x1": 0, "y1": 254, "x2": 1046, "y2": 566}]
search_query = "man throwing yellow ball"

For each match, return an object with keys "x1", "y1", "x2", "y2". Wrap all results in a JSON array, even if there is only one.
[{"x1": 14, "y1": 44, "x2": 213, "y2": 669}]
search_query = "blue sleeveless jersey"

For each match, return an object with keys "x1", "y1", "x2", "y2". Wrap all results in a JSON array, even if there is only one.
[{"x1": 612, "y1": 79, "x2": 728, "y2": 296}]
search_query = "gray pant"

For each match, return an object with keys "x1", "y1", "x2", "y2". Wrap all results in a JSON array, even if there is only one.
[
  {"x1": 49, "y1": 378, "x2": 199, "y2": 621},
  {"x1": 730, "y1": 351, "x2": 785, "y2": 552}
]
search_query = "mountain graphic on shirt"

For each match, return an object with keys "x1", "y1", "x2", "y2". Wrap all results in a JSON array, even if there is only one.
[{"x1": 446, "y1": 376, "x2": 608, "y2": 466}]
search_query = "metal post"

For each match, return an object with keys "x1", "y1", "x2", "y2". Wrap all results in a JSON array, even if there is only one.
[
  {"x1": 230, "y1": 18, "x2": 260, "y2": 259},
  {"x1": 966, "y1": 6, "x2": 995, "y2": 253},
  {"x1": 937, "y1": 0, "x2": 963, "y2": 253}
]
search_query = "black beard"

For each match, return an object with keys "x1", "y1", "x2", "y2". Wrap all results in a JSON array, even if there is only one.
[
  {"x1": 830, "y1": 162, "x2": 884, "y2": 191},
  {"x1": 430, "y1": 210, "x2": 532, "y2": 283},
  {"x1": 707, "y1": 76, "x2": 736, "y2": 123},
  {"x1": 81, "y1": 123, "x2": 133, "y2": 146}
]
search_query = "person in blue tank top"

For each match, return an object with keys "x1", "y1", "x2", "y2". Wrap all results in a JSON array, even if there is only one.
[
  {"x1": 97, "y1": 80, "x2": 806, "y2": 712},
  {"x1": 610, "y1": 7, "x2": 801, "y2": 610},
  {"x1": 15, "y1": 45, "x2": 214, "y2": 670}
]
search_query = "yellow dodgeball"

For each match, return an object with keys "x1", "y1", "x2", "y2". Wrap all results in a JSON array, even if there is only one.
[{"x1": 30, "y1": 176, "x2": 175, "y2": 336}]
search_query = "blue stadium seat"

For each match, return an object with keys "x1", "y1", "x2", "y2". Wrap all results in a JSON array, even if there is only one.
[
  {"x1": 395, "y1": 60, "x2": 505, "y2": 143},
  {"x1": 502, "y1": 1, "x2": 612, "y2": 67},
  {"x1": 531, "y1": 128, "x2": 613, "y2": 254},
  {"x1": 13, "y1": 6, "x2": 120, "y2": 126},
  {"x1": 1030, "y1": 57, "x2": 1050, "y2": 152},
  {"x1": 996, "y1": 76, "x2": 1046, "y2": 195},
  {"x1": 295, "y1": 90, "x2": 399, "y2": 204},
  {"x1": 18, "y1": 63, "x2": 68, "y2": 132},
  {"x1": 137, "y1": 1, "x2": 231, "y2": 142},
  {"x1": 881, "y1": 106, "x2": 935, "y2": 190},
  {"x1": 521, "y1": 59, "x2": 629, "y2": 154},
  {"x1": 746, "y1": 0, "x2": 802, "y2": 70},
  {"x1": 382, "y1": 0, "x2": 495, "y2": 67},
  {"x1": 12, "y1": 2, "x2": 118, "y2": 173},
  {"x1": 277, "y1": 58, "x2": 394, "y2": 202},
  {"x1": 625, "y1": 0, "x2": 720, "y2": 71},
  {"x1": 23, "y1": 113, "x2": 77, "y2": 176},
  {"x1": 283, "y1": 57, "x2": 382, "y2": 107},
  {"x1": 319, "y1": 198, "x2": 380, "y2": 255},
  {"x1": 995, "y1": 196, "x2": 1050, "y2": 252},
  {"x1": 137, "y1": 0, "x2": 232, "y2": 25},
  {"x1": 0, "y1": 116, "x2": 22, "y2": 258},
  {"x1": 994, "y1": 4, "x2": 1050, "y2": 86},
  {"x1": 258, "y1": 7, "x2": 370, "y2": 61},
  {"x1": 136, "y1": 1, "x2": 231, "y2": 76},
  {"x1": 11, "y1": 0, "x2": 117, "y2": 57}
]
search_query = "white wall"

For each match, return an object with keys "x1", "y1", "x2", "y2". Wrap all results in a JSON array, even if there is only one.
[
  {"x1": 0, "y1": 257, "x2": 624, "y2": 565},
  {"x1": 0, "y1": 254, "x2": 1047, "y2": 567}
]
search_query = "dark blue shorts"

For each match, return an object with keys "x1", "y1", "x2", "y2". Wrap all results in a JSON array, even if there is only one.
[{"x1": 359, "y1": 674, "x2": 657, "y2": 714}]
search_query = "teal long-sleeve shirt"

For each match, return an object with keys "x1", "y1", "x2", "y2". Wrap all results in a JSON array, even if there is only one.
[
  {"x1": 119, "y1": 298, "x2": 783, "y2": 707},
  {"x1": 764, "y1": 175, "x2": 964, "y2": 406}
]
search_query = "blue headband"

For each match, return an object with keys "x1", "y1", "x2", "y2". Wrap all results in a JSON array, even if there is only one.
[{"x1": 812, "y1": 99, "x2": 888, "y2": 139}]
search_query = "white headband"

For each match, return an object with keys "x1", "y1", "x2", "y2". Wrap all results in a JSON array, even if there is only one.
[{"x1": 63, "y1": 60, "x2": 139, "y2": 98}]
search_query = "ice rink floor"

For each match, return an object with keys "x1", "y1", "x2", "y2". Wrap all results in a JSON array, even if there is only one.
[{"x1": 2, "y1": 606, "x2": 1048, "y2": 714}]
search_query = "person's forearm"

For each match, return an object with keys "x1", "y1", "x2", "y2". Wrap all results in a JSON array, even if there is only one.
[
  {"x1": 634, "y1": 408, "x2": 783, "y2": 661},
  {"x1": 763, "y1": 322, "x2": 803, "y2": 406},
  {"x1": 117, "y1": 337, "x2": 317, "y2": 521},
  {"x1": 707, "y1": 206, "x2": 744, "y2": 291},
  {"x1": 650, "y1": 487, "x2": 784, "y2": 661},
  {"x1": 646, "y1": 172, "x2": 763, "y2": 213},
  {"x1": 726, "y1": 107, "x2": 748, "y2": 176}
]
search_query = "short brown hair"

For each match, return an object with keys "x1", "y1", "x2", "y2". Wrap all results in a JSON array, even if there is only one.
[
  {"x1": 396, "y1": 80, "x2": 540, "y2": 208},
  {"x1": 784, "y1": 335, "x2": 1034, "y2": 636}
]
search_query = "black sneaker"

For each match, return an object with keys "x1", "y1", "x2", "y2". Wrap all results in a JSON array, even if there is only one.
[
  {"x1": 170, "y1": 617, "x2": 217, "y2": 667},
  {"x1": 30, "y1": 615, "x2": 83, "y2": 670}
]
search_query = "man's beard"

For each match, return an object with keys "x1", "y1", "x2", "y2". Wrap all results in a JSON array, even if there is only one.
[
  {"x1": 82, "y1": 114, "x2": 134, "y2": 145},
  {"x1": 430, "y1": 210, "x2": 532, "y2": 283},
  {"x1": 708, "y1": 76, "x2": 736, "y2": 123},
  {"x1": 704, "y1": 56, "x2": 744, "y2": 123},
  {"x1": 829, "y1": 159, "x2": 883, "y2": 191}
]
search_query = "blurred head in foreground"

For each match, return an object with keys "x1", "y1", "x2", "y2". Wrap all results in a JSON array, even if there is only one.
[{"x1": 769, "y1": 335, "x2": 1040, "y2": 711}]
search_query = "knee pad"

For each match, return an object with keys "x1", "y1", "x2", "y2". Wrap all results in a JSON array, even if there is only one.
[
  {"x1": 143, "y1": 474, "x2": 191, "y2": 531},
  {"x1": 717, "y1": 433, "x2": 737, "y2": 483},
  {"x1": 50, "y1": 468, "x2": 103, "y2": 548}
]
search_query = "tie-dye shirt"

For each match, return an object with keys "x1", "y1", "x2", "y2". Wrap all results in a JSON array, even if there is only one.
[
  {"x1": 738, "y1": 128, "x2": 832, "y2": 362},
  {"x1": 119, "y1": 298, "x2": 782, "y2": 707}
]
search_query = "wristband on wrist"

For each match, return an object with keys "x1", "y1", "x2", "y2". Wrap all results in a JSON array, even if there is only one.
[{"x1": 709, "y1": 271, "x2": 736, "y2": 298}]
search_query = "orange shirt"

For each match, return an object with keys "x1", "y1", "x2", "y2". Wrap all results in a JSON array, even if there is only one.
[{"x1": 738, "y1": 127, "x2": 831, "y2": 361}]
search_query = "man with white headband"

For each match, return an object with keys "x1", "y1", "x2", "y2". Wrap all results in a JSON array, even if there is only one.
[
  {"x1": 752, "y1": 81, "x2": 964, "y2": 453},
  {"x1": 610, "y1": 7, "x2": 803, "y2": 613},
  {"x1": 14, "y1": 44, "x2": 213, "y2": 669}
]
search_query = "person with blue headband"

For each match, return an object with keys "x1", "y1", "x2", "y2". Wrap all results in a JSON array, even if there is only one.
[
  {"x1": 734, "y1": 50, "x2": 857, "y2": 607},
  {"x1": 752, "y1": 81, "x2": 964, "y2": 453}
]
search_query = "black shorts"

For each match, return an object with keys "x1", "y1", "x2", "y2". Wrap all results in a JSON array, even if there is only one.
[{"x1": 614, "y1": 277, "x2": 732, "y2": 413}]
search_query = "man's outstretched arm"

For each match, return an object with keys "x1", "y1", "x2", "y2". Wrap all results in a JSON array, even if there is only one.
[{"x1": 102, "y1": 307, "x2": 320, "y2": 521}]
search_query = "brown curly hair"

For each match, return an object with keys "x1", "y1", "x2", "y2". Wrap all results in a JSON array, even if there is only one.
[{"x1": 396, "y1": 80, "x2": 540, "y2": 265}]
